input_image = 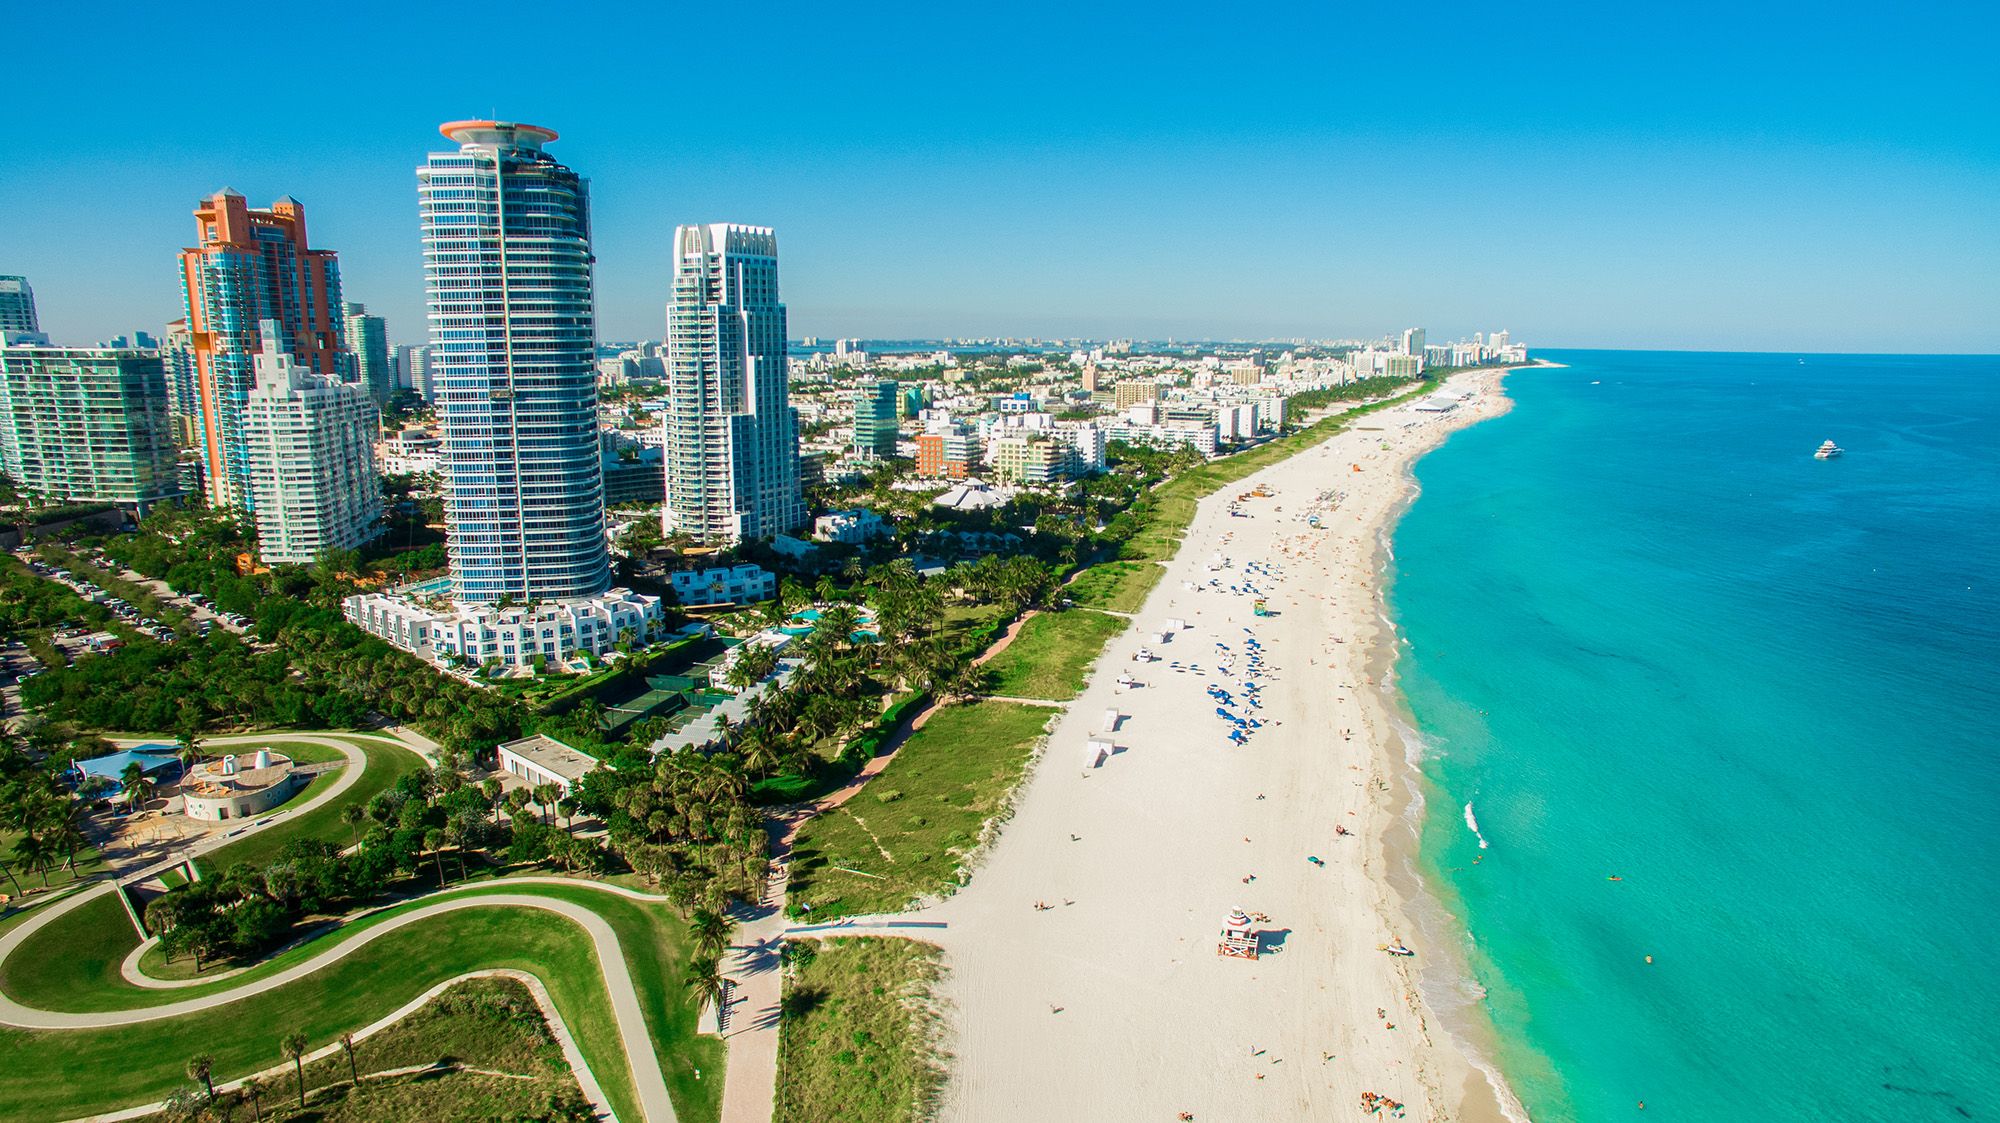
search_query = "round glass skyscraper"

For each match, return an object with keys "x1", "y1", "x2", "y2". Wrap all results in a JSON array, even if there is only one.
[{"x1": 419, "y1": 121, "x2": 609, "y2": 604}]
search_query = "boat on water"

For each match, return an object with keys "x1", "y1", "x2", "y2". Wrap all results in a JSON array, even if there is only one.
[{"x1": 1815, "y1": 440, "x2": 1843, "y2": 460}]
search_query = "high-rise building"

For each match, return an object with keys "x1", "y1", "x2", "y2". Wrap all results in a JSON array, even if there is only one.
[
  {"x1": 1401, "y1": 327, "x2": 1427, "y2": 357},
  {"x1": 341, "y1": 301, "x2": 392, "y2": 403},
  {"x1": 853, "y1": 379, "x2": 899, "y2": 458},
  {"x1": 418, "y1": 120, "x2": 608, "y2": 603},
  {"x1": 0, "y1": 337, "x2": 182, "y2": 515},
  {"x1": 662, "y1": 223, "x2": 806, "y2": 545},
  {"x1": 177, "y1": 191, "x2": 346, "y2": 509},
  {"x1": 395, "y1": 344, "x2": 432, "y2": 401},
  {"x1": 242, "y1": 323, "x2": 382, "y2": 564},
  {"x1": 0, "y1": 277, "x2": 37, "y2": 335}
]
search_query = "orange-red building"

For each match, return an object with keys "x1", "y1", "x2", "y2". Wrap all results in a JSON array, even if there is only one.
[
  {"x1": 177, "y1": 191, "x2": 346, "y2": 509},
  {"x1": 916, "y1": 432, "x2": 977, "y2": 479}
]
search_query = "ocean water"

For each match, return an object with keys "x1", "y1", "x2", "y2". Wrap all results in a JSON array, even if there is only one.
[{"x1": 1391, "y1": 351, "x2": 2000, "y2": 1122}]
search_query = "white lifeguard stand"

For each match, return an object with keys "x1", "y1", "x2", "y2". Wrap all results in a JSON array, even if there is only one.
[
  {"x1": 1101, "y1": 708, "x2": 1121, "y2": 732},
  {"x1": 1083, "y1": 739, "x2": 1113, "y2": 769},
  {"x1": 1218, "y1": 908, "x2": 1259, "y2": 961}
]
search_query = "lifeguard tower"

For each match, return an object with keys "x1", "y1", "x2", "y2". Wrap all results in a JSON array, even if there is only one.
[{"x1": 1217, "y1": 908, "x2": 1259, "y2": 961}]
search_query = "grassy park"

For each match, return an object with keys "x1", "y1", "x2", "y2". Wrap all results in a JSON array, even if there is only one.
[
  {"x1": 787, "y1": 701, "x2": 1051, "y2": 919},
  {"x1": 775, "y1": 937, "x2": 945, "y2": 1123},
  {"x1": 0, "y1": 881, "x2": 722, "y2": 1123},
  {"x1": 976, "y1": 609, "x2": 1126, "y2": 702},
  {"x1": 267, "y1": 975, "x2": 582, "y2": 1119}
]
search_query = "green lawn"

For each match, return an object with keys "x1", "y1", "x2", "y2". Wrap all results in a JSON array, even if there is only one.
[
  {"x1": 788, "y1": 701, "x2": 1051, "y2": 919},
  {"x1": 776, "y1": 937, "x2": 945, "y2": 1123},
  {"x1": 1063, "y1": 559, "x2": 1163, "y2": 613},
  {"x1": 0, "y1": 828, "x2": 106, "y2": 894},
  {"x1": 255, "y1": 975, "x2": 581, "y2": 1120},
  {"x1": 0, "y1": 880, "x2": 718, "y2": 1123},
  {"x1": 196, "y1": 737, "x2": 426, "y2": 873},
  {"x1": 977, "y1": 609, "x2": 1126, "y2": 703}
]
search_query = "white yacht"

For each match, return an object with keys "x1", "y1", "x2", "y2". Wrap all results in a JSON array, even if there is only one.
[{"x1": 1815, "y1": 440, "x2": 1843, "y2": 460}]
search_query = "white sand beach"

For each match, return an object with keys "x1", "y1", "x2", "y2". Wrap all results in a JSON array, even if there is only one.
[{"x1": 899, "y1": 369, "x2": 1523, "y2": 1121}]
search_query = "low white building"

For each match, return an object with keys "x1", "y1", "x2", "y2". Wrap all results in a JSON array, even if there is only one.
[
  {"x1": 344, "y1": 586, "x2": 665, "y2": 670},
  {"x1": 668, "y1": 564, "x2": 777, "y2": 607},
  {"x1": 496, "y1": 734, "x2": 598, "y2": 796},
  {"x1": 813, "y1": 508, "x2": 892, "y2": 544}
]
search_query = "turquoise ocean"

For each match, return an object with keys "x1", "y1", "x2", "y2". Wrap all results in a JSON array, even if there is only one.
[{"x1": 1390, "y1": 351, "x2": 2000, "y2": 1121}]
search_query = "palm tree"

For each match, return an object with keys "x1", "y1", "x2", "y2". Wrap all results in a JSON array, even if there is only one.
[
  {"x1": 185, "y1": 1054, "x2": 215, "y2": 1101},
  {"x1": 340, "y1": 1031, "x2": 359, "y2": 1085},
  {"x1": 0, "y1": 859, "x2": 22, "y2": 898},
  {"x1": 556, "y1": 797, "x2": 576, "y2": 835},
  {"x1": 533, "y1": 783, "x2": 560, "y2": 826},
  {"x1": 121, "y1": 761, "x2": 156, "y2": 812},
  {"x1": 174, "y1": 728, "x2": 204, "y2": 773},
  {"x1": 11, "y1": 833, "x2": 55, "y2": 887},
  {"x1": 681, "y1": 955, "x2": 727, "y2": 1017},
  {"x1": 424, "y1": 828, "x2": 447, "y2": 885},
  {"x1": 340, "y1": 803, "x2": 366, "y2": 848},
  {"x1": 279, "y1": 1032, "x2": 309, "y2": 1109},
  {"x1": 240, "y1": 1075, "x2": 266, "y2": 1121},
  {"x1": 689, "y1": 909, "x2": 731, "y2": 961},
  {"x1": 481, "y1": 778, "x2": 504, "y2": 826}
]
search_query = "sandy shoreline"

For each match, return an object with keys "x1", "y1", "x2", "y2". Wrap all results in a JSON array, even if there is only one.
[{"x1": 873, "y1": 369, "x2": 1523, "y2": 1121}]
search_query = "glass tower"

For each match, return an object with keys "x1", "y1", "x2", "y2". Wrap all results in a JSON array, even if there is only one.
[
  {"x1": 419, "y1": 121, "x2": 609, "y2": 604},
  {"x1": 663, "y1": 223, "x2": 805, "y2": 545}
]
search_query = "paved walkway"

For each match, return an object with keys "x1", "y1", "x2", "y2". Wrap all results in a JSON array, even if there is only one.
[
  {"x1": 2, "y1": 878, "x2": 679, "y2": 1123},
  {"x1": 65, "y1": 968, "x2": 608, "y2": 1123},
  {"x1": 713, "y1": 608, "x2": 1048, "y2": 1123}
]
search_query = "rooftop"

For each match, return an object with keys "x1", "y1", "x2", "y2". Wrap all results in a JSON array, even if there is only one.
[{"x1": 497, "y1": 734, "x2": 598, "y2": 783}]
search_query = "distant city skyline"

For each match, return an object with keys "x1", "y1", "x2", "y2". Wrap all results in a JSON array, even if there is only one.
[{"x1": 3, "y1": 3, "x2": 1995, "y2": 354}]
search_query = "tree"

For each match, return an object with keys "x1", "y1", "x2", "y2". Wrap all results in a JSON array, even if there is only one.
[
  {"x1": 340, "y1": 802, "x2": 366, "y2": 848},
  {"x1": 682, "y1": 954, "x2": 727, "y2": 1016},
  {"x1": 556, "y1": 797, "x2": 576, "y2": 834},
  {"x1": 340, "y1": 1031, "x2": 359, "y2": 1085},
  {"x1": 533, "y1": 782, "x2": 560, "y2": 826},
  {"x1": 424, "y1": 828, "x2": 447, "y2": 885},
  {"x1": 122, "y1": 761, "x2": 156, "y2": 812},
  {"x1": 280, "y1": 1032, "x2": 309, "y2": 1108},
  {"x1": 185, "y1": 1053, "x2": 216, "y2": 1101},
  {"x1": 690, "y1": 909, "x2": 731, "y2": 961},
  {"x1": 241, "y1": 1075, "x2": 266, "y2": 1121}
]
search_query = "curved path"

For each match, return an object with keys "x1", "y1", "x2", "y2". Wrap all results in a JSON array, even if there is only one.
[
  {"x1": 67, "y1": 968, "x2": 608, "y2": 1123},
  {"x1": 0, "y1": 878, "x2": 678, "y2": 1122}
]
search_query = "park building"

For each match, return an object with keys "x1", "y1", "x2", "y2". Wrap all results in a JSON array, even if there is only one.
[
  {"x1": 0, "y1": 335, "x2": 183, "y2": 515},
  {"x1": 180, "y1": 748, "x2": 305, "y2": 823},
  {"x1": 496, "y1": 734, "x2": 598, "y2": 797},
  {"x1": 242, "y1": 325, "x2": 384, "y2": 565}
]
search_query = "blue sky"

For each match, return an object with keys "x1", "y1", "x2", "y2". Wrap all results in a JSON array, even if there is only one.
[{"x1": 5, "y1": 1, "x2": 1996, "y2": 351}]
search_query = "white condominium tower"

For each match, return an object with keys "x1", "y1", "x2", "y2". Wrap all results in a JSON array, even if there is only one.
[
  {"x1": 418, "y1": 120, "x2": 609, "y2": 603},
  {"x1": 242, "y1": 323, "x2": 383, "y2": 564},
  {"x1": 662, "y1": 223, "x2": 805, "y2": 545}
]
